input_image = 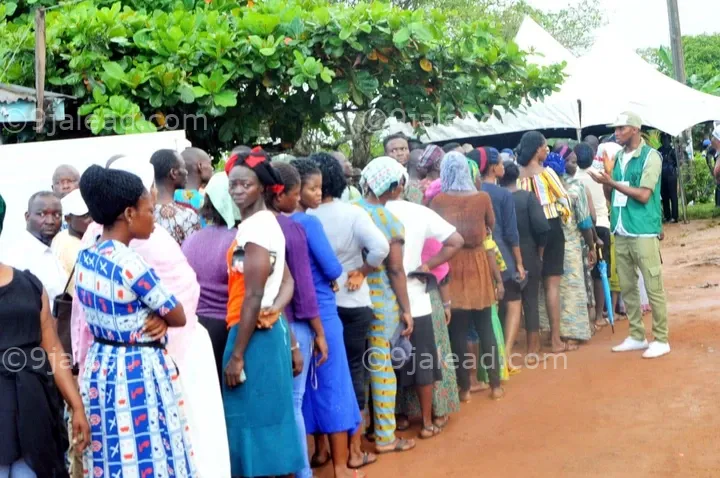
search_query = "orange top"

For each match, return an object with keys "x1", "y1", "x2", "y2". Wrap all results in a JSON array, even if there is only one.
[
  {"x1": 430, "y1": 192, "x2": 497, "y2": 310},
  {"x1": 226, "y1": 239, "x2": 245, "y2": 328}
]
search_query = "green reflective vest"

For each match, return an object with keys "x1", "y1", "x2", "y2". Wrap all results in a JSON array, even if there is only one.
[{"x1": 610, "y1": 144, "x2": 662, "y2": 235}]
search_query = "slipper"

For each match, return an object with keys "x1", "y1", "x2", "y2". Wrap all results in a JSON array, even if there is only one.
[
  {"x1": 347, "y1": 451, "x2": 377, "y2": 470},
  {"x1": 419, "y1": 424, "x2": 442, "y2": 439},
  {"x1": 376, "y1": 437, "x2": 416, "y2": 454},
  {"x1": 310, "y1": 453, "x2": 331, "y2": 468},
  {"x1": 508, "y1": 366, "x2": 522, "y2": 376},
  {"x1": 433, "y1": 416, "x2": 449, "y2": 429}
]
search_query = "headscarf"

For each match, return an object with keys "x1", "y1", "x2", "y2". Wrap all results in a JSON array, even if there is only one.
[
  {"x1": 476, "y1": 147, "x2": 500, "y2": 175},
  {"x1": 423, "y1": 178, "x2": 442, "y2": 204},
  {"x1": 360, "y1": 156, "x2": 408, "y2": 197},
  {"x1": 543, "y1": 152, "x2": 566, "y2": 176},
  {"x1": 109, "y1": 155, "x2": 155, "y2": 193},
  {"x1": 467, "y1": 158, "x2": 479, "y2": 183},
  {"x1": 0, "y1": 192, "x2": 5, "y2": 237},
  {"x1": 225, "y1": 147, "x2": 284, "y2": 194},
  {"x1": 79, "y1": 166, "x2": 146, "y2": 226},
  {"x1": 204, "y1": 172, "x2": 240, "y2": 228},
  {"x1": 418, "y1": 145, "x2": 444, "y2": 172},
  {"x1": 440, "y1": 151, "x2": 476, "y2": 193}
]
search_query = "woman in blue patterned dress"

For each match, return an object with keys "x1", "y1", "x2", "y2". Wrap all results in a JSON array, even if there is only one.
[{"x1": 75, "y1": 166, "x2": 195, "y2": 478}]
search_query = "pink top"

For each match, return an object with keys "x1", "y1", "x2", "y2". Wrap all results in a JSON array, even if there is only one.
[
  {"x1": 421, "y1": 178, "x2": 449, "y2": 283},
  {"x1": 72, "y1": 223, "x2": 200, "y2": 375}
]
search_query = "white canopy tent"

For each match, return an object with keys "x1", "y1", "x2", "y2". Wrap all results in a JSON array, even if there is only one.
[{"x1": 388, "y1": 17, "x2": 720, "y2": 141}]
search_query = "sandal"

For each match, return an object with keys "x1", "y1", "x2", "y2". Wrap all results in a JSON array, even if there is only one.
[
  {"x1": 419, "y1": 424, "x2": 442, "y2": 439},
  {"x1": 433, "y1": 415, "x2": 449, "y2": 429},
  {"x1": 310, "y1": 452, "x2": 331, "y2": 468},
  {"x1": 376, "y1": 437, "x2": 416, "y2": 454},
  {"x1": 347, "y1": 451, "x2": 377, "y2": 470}
]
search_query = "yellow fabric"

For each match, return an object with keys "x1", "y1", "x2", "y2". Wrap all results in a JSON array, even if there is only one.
[
  {"x1": 483, "y1": 232, "x2": 507, "y2": 272},
  {"x1": 51, "y1": 230, "x2": 82, "y2": 294}
]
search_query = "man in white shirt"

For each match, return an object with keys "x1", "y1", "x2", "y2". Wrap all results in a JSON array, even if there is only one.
[
  {"x1": 2, "y1": 191, "x2": 66, "y2": 301},
  {"x1": 574, "y1": 142, "x2": 612, "y2": 327},
  {"x1": 386, "y1": 176, "x2": 464, "y2": 437}
]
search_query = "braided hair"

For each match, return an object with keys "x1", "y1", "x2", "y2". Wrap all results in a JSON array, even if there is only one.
[
  {"x1": 292, "y1": 159, "x2": 321, "y2": 187},
  {"x1": 272, "y1": 162, "x2": 301, "y2": 192},
  {"x1": 309, "y1": 152, "x2": 346, "y2": 199},
  {"x1": 79, "y1": 165, "x2": 146, "y2": 226},
  {"x1": 227, "y1": 147, "x2": 284, "y2": 205}
]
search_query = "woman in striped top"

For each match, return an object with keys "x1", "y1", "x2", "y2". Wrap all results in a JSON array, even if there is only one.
[{"x1": 516, "y1": 132, "x2": 571, "y2": 354}]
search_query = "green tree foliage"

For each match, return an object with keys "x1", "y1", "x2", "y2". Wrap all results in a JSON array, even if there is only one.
[
  {"x1": 639, "y1": 35, "x2": 720, "y2": 96},
  {"x1": 0, "y1": 0, "x2": 564, "y2": 158},
  {"x1": 348, "y1": 0, "x2": 605, "y2": 54}
]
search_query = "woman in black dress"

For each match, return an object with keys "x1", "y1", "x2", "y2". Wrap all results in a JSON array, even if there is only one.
[
  {"x1": 499, "y1": 162, "x2": 551, "y2": 363},
  {"x1": 0, "y1": 193, "x2": 90, "y2": 478}
]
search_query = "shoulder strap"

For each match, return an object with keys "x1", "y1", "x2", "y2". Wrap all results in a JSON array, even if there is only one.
[{"x1": 63, "y1": 264, "x2": 76, "y2": 295}]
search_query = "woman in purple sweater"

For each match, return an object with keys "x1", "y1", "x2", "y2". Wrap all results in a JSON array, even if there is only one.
[
  {"x1": 181, "y1": 172, "x2": 239, "y2": 381},
  {"x1": 270, "y1": 162, "x2": 329, "y2": 478}
]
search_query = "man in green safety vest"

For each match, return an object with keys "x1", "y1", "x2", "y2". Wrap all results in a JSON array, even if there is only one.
[{"x1": 590, "y1": 112, "x2": 670, "y2": 359}]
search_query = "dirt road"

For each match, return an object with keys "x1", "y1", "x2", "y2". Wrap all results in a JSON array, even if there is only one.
[{"x1": 316, "y1": 219, "x2": 720, "y2": 477}]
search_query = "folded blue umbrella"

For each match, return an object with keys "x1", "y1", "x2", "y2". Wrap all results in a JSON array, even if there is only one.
[{"x1": 597, "y1": 248, "x2": 615, "y2": 332}]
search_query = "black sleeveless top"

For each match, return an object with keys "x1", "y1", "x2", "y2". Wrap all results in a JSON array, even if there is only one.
[{"x1": 0, "y1": 268, "x2": 68, "y2": 477}]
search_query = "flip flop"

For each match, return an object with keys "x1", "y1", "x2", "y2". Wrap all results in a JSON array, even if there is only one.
[
  {"x1": 376, "y1": 437, "x2": 416, "y2": 454},
  {"x1": 419, "y1": 424, "x2": 442, "y2": 439},
  {"x1": 347, "y1": 451, "x2": 377, "y2": 470}
]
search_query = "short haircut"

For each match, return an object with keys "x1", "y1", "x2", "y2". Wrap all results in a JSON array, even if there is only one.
[
  {"x1": 499, "y1": 161, "x2": 519, "y2": 187},
  {"x1": 150, "y1": 149, "x2": 180, "y2": 182},
  {"x1": 27, "y1": 191, "x2": 56, "y2": 212},
  {"x1": 574, "y1": 143, "x2": 595, "y2": 170},
  {"x1": 309, "y1": 152, "x2": 346, "y2": 199},
  {"x1": 442, "y1": 142, "x2": 461, "y2": 153},
  {"x1": 52, "y1": 164, "x2": 80, "y2": 183},
  {"x1": 272, "y1": 162, "x2": 301, "y2": 192},
  {"x1": 383, "y1": 134, "x2": 409, "y2": 152}
]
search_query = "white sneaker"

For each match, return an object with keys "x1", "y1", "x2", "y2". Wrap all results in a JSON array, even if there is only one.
[
  {"x1": 612, "y1": 337, "x2": 649, "y2": 352},
  {"x1": 642, "y1": 341, "x2": 671, "y2": 359}
]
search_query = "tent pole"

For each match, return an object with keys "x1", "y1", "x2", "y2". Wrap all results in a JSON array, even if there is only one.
[{"x1": 675, "y1": 139, "x2": 688, "y2": 224}]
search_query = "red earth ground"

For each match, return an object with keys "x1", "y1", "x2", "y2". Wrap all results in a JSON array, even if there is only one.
[{"x1": 314, "y1": 219, "x2": 720, "y2": 478}]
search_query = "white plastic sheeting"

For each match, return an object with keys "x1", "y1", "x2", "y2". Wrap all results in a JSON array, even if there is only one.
[
  {"x1": 0, "y1": 130, "x2": 190, "y2": 253},
  {"x1": 388, "y1": 17, "x2": 720, "y2": 141}
]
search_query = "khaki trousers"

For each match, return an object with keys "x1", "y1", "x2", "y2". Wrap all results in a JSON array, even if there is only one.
[{"x1": 615, "y1": 235, "x2": 669, "y2": 343}]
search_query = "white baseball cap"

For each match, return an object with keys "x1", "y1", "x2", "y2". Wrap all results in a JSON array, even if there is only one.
[{"x1": 61, "y1": 188, "x2": 89, "y2": 217}]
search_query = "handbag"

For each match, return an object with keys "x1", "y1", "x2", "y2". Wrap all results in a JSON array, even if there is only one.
[{"x1": 52, "y1": 264, "x2": 75, "y2": 363}]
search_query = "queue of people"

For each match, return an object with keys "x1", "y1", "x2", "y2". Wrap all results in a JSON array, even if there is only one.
[{"x1": 0, "y1": 110, "x2": 672, "y2": 478}]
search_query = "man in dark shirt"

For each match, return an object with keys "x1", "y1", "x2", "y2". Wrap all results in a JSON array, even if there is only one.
[{"x1": 659, "y1": 135, "x2": 678, "y2": 223}]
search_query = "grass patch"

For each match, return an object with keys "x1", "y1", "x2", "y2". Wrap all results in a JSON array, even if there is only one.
[{"x1": 686, "y1": 202, "x2": 720, "y2": 220}]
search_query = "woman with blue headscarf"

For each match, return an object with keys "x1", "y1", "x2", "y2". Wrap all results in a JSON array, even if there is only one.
[
  {"x1": 540, "y1": 147, "x2": 595, "y2": 348},
  {"x1": 430, "y1": 152, "x2": 504, "y2": 401}
]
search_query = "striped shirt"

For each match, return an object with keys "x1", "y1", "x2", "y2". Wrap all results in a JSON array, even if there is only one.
[{"x1": 518, "y1": 168, "x2": 571, "y2": 222}]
